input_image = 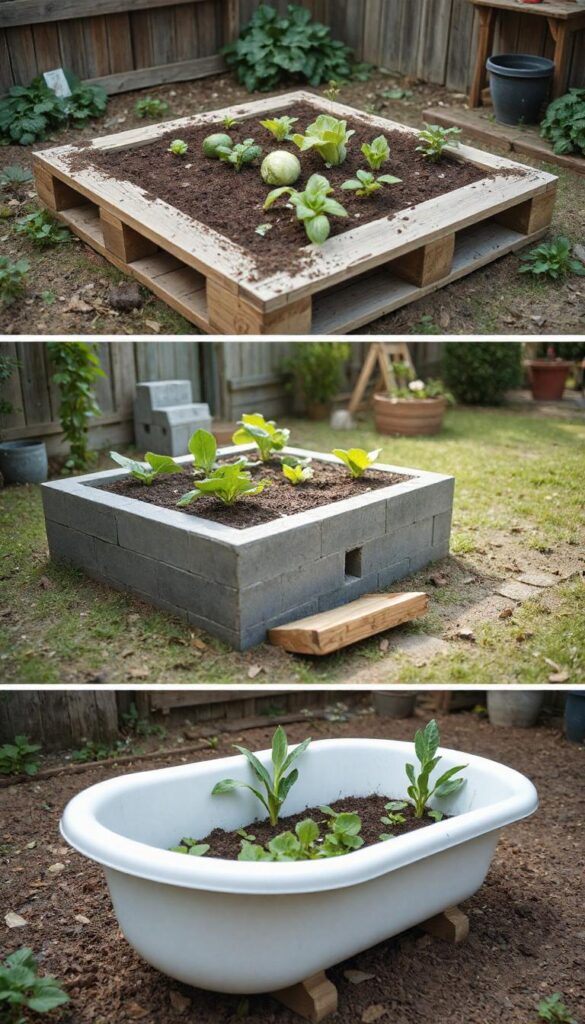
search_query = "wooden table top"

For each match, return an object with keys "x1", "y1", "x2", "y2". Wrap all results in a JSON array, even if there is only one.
[{"x1": 470, "y1": 0, "x2": 585, "y2": 19}]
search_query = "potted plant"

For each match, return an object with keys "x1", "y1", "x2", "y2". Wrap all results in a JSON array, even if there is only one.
[
  {"x1": 374, "y1": 363, "x2": 452, "y2": 436},
  {"x1": 284, "y1": 342, "x2": 350, "y2": 420},
  {"x1": 525, "y1": 344, "x2": 574, "y2": 401}
]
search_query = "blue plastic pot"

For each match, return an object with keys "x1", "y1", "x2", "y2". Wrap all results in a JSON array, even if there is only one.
[
  {"x1": 486, "y1": 54, "x2": 555, "y2": 125},
  {"x1": 565, "y1": 691, "x2": 585, "y2": 744},
  {"x1": 0, "y1": 440, "x2": 48, "y2": 484}
]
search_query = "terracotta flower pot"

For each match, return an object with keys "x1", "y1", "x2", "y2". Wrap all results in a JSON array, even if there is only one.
[
  {"x1": 374, "y1": 395, "x2": 447, "y2": 436},
  {"x1": 305, "y1": 401, "x2": 331, "y2": 421},
  {"x1": 527, "y1": 360, "x2": 572, "y2": 401}
]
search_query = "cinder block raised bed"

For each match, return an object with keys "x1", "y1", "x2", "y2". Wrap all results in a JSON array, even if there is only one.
[{"x1": 42, "y1": 446, "x2": 454, "y2": 650}]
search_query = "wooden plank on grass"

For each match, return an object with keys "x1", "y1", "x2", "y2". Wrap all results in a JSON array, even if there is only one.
[{"x1": 268, "y1": 592, "x2": 429, "y2": 656}]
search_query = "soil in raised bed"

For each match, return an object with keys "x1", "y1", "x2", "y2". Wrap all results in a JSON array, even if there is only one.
[
  {"x1": 68, "y1": 100, "x2": 498, "y2": 277},
  {"x1": 99, "y1": 458, "x2": 411, "y2": 529},
  {"x1": 197, "y1": 794, "x2": 439, "y2": 860}
]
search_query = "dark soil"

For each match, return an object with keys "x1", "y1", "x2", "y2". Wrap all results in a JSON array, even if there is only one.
[
  {"x1": 1, "y1": 709, "x2": 583, "y2": 1024},
  {"x1": 100, "y1": 458, "x2": 410, "y2": 529},
  {"x1": 69, "y1": 100, "x2": 490, "y2": 277}
]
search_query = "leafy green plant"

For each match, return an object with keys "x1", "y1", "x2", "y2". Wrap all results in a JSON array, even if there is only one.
[
  {"x1": 239, "y1": 808, "x2": 363, "y2": 862},
  {"x1": 0, "y1": 947, "x2": 69, "y2": 1024},
  {"x1": 66, "y1": 80, "x2": 107, "y2": 126},
  {"x1": 319, "y1": 806, "x2": 364, "y2": 855},
  {"x1": 519, "y1": 237, "x2": 585, "y2": 281},
  {"x1": 391, "y1": 365, "x2": 452, "y2": 402},
  {"x1": 47, "y1": 342, "x2": 105, "y2": 472},
  {"x1": 109, "y1": 449, "x2": 180, "y2": 483},
  {"x1": 188, "y1": 428, "x2": 218, "y2": 475},
  {"x1": 442, "y1": 342, "x2": 522, "y2": 406},
  {"x1": 410, "y1": 313, "x2": 442, "y2": 335},
  {"x1": 405, "y1": 720, "x2": 466, "y2": 819},
  {"x1": 135, "y1": 97, "x2": 169, "y2": 119},
  {"x1": 0, "y1": 353, "x2": 20, "y2": 415},
  {"x1": 416, "y1": 124, "x2": 461, "y2": 161},
  {"x1": 260, "y1": 115, "x2": 298, "y2": 141},
  {"x1": 0, "y1": 735, "x2": 41, "y2": 777},
  {"x1": 323, "y1": 80, "x2": 341, "y2": 101},
  {"x1": 212, "y1": 725, "x2": 311, "y2": 826},
  {"x1": 222, "y1": 4, "x2": 369, "y2": 93},
  {"x1": 168, "y1": 139, "x2": 188, "y2": 156},
  {"x1": 283, "y1": 341, "x2": 350, "y2": 406},
  {"x1": 0, "y1": 165, "x2": 33, "y2": 190},
  {"x1": 232, "y1": 412, "x2": 290, "y2": 461},
  {"x1": 177, "y1": 463, "x2": 270, "y2": 507},
  {"x1": 0, "y1": 74, "x2": 106, "y2": 145},
  {"x1": 540, "y1": 89, "x2": 585, "y2": 156},
  {"x1": 70, "y1": 741, "x2": 124, "y2": 763},
  {"x1": 202, "y1": 132, "x2": 233, "y2": 158},
  {"x1": 218, "y1": 139, "x2": 262, "y2": 171},
  {"x1": 169, "y1": 837, "x2": 210, "y2": 856},
  {"x1": 292, "y1": 114, "x2": 355, "y2": 166},
  {"x1": 361, "y1": 135, "x2": 390, "y2": 170},
  {"x1": 264, "y1": 172, "x2": 348, "y2": 245},
  {"x1": 537, "y1": 993, "x2": 577, "y2": 1023},
  {"x1": 121, "y1": 702, "x2": 166, "y2": 738},
  {"x1": 380, "y1": 800, "x2": 407, "y2": 828},
  {"x1": 0, "y1": 257, "x2": 29, "y2": 306},
  {"x1": 261, "y1": 151, "x2": 301, "y2": 186},
  {"x1": 15, "y1": 209, "x2": 71, "y2": 247},
  {"x1": 281, "y1": 455, "x2": 314, "y2": 485},
  {"x1": 331, "y1": 447, "x2": 381, "y2": 478},
  {"x1": 223, "y1": 114, "x2": 237, "y2": 129},
  {"x1": 341, "y1": 168, "x2": 401, "y2": 198}
]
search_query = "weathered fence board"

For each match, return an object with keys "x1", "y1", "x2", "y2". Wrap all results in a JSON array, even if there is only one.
[{"x1": 0, "y1": 690, "x2": 119, "y2": 749}]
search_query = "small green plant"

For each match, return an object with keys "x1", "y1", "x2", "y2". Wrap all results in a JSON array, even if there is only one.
[
  {"x1": 121, "y1": 702, "x2": 167, "y2": 738},
  {"x1": 0, "y1": 257, "x2": 29, "y2": 306},
  {"x1": 135, "y1": 97, "x2": 169, "y2": 118},
  {"x1": 222, "y1": 114, "x2": 237, "y2": 129},
  {"x1": 177, "y1": 463, "x2": 271, "y2": 507},
  {"x1": 260, "y1": 115, "x2": 298, "y2": 141},
  {"x1": 0, "y1": 947, "x2": 69, "y2": 1023},
  {"x1": 410, "y1": 313, "x2": 442, "y2": 335},
  {"x1": 281, "y1": 455, "x2": 314, "y2": 485},
  {"x1": 188, "y1": 428, "x2": 218, "y2": 475},
  {"x1": 212, "y1": 725, "x2": 311, "y2": 826},
  {"x1": 169, "y1": 837, "x2": 210, "y2": 856},
  {"x1": 292, "y1": 114, "x2": 355, "y2": 166},
  {"x1": 380, "y1": 800, "x2": 408, "y2": 828},
  {"x1": 70, "y1": 741, "x2": 120, "y2": 763},
  {"x1": 0, "y1": 73, "x2": 107, "y2": 145},
  {"x1": 0, "y1": 165, "x2": 33, "y2": 190},
  {"x1": 537, "y1": 993, "x2": 577, "y2": 1023},
  {"x1": 283, "y1": 341, "x2": 350, "y2": 407},
  {"x1": 264, "y1": 172, "x2": 348, "y2": 245},
  {"x1": 540, "y1": 89, "x2": 585, "y2": 156},
  {"x1": 168, "y1": 139, "x2": 188, "y2": 156},
  {"x1": 406, "y1": 720, "x2": 466, "y2": 819},
  {"x1": 331, "y1": 447, "x2": 381, "y2": 479},
  {"x1": 47, "y1": 342, "x2": 105, "y2": 472},
  {"x1": 0, "y1": 353, "x2": 20, "y2": 415},
  {"x1": 202, "y1": 132, "x2": 233, "y2": 158},
  {"x1": 319, "y1": 806, "x2": 364, "y2": 855},
  {"x1": 232, "y1": 412, "x2": 290, "y2": 461},
  {"x1": 361, "y1": 135, "x2": 390, "y2": 170},
  {"x1": 0, "y1": 735, "x2": 41, "y2": 777},
  {"x1": 519, "y1": 237, "x2": 585, "y2": 281},
  {"x1": 341, "y1": 168, "x2": 401, "y2": 198},
  {"x1": 416, "y1": 124, "x2": 461, "y2": 161},
  {"x1": 15, "y1": 209, "x2": 71, "y2": 247},
  {"x1": 323, "y1": 80, "x2": 341, "y2": 101},
  {"x1": 239, "y1": 808, "x2": 363, "y2": 862},
  {"x1": 218, "y1": 139, "x2": 262, "y2": 171},
  {"x1": 109, "y1": 450, "x2": 180, "y2": 484}
]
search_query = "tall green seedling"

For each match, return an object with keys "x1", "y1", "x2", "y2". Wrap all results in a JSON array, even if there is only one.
[{"x1": 405, "y1": 719, "x2": 467, "y2": 819}]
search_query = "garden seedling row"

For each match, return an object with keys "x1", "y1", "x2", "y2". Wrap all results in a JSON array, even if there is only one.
[{"x1": 32, "y1": 91, "x2": 557, "y2": 335}]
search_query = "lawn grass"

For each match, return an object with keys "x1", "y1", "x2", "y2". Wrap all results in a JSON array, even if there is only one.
[{"x1": 0, "y1": 405, "x2": 583, "y2": 684}]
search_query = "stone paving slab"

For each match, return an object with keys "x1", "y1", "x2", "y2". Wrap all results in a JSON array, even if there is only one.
[
  {"x1": 517, "y1": 571, "x2": 562, "y2": 588},
  {"x1": 495, "y1": 580, "x2": 542, "y2": 602}
]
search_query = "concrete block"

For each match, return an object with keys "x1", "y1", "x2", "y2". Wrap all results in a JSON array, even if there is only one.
[
  {"x1": 237, "y1": 522, "x2": 322, "y2": 587},
  {"x1": 414, "y1": 477, "x2": 454, "y2": 520},
  {"x1": 409, "y1": 540, "x2": 449, "y2": 574},
  {"x1": 134, "y1": 421, "x2": 167, "y2": 455},
  {"x1": 42, "y1": 485, "x2": 118, "y2": 544},
  {"x1": 378, "y1": 558, "x2": 411, "y2": 589},
  {"x1": 385, "y1": 487, "x2": 420, "y2": 531},
  {"x1": 45, "y1": 520, "x2": 97, "y2": 573},
  {"x1": 248, "y1": 599, "x2": 320, "y2": 650},
  {"x1": 432, "y1": 510, "x2": 453, "y2": 547},
  {"x1": 321, "y1": 502, "x2": 386, "y2": 556},
  {"x1": 240, "y1": 553, "x2": 344, "y2": 629},
  {"x1": 116, "y1": 507, "x2": 191, "y2": 572},
  {"x1": 157, "y1": 563, "x2": 239, "y2": 629},
  {"x1": 95, "y1": 539, "x2": 158, "y2": 597},
  {"x1": 151, "y1": 403, "x2": 211, "y2": 428},
  {"x1": 187, "y1": 611, "x2": 243, "y2": 650},
  {"x1": 318, "y1": 571, "x2": 379, "y2": 613},
  {"x1": 134, "y1": 380, "x2": 193, "y2": 419},
  {"x1": 359, "y1": 519, "x2": 433, "y2": 575}
]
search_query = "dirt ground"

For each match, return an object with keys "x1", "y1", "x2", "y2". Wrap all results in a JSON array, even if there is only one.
[
  {"x1": 1, "y1": 70, "x2": 583, "y2": 335},
  {"x1": 1, "y1": 705, "x2": 584, "y2": 1024}
]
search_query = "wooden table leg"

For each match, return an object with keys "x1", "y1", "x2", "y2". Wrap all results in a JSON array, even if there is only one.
[
  {"x1": 547, "y1": 18, "x2": 571, "y2": 100},
  {"x1": 469, "y1": 7, "x2": 496, "y2": 108}
]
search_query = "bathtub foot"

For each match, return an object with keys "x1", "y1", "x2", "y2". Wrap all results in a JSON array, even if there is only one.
[
  {"x1": 419, "y1": 905, "x2": 470, "y2": 944},
  {"x1": 272, "y1": 971, "x2": 338, "y2": 1022}
]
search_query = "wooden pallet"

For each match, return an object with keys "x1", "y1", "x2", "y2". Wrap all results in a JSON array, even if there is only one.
[{"x1": 33, "y1": 90, "x2": 558, "y2": 335}]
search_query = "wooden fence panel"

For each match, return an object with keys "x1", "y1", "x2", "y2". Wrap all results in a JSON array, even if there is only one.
[{"x1": 0, "y1": 690, "x2": 119, "y2": 749}]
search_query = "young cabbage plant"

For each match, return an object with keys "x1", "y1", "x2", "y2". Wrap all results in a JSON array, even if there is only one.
[
  {"x1": 292, "y1": 114, "x2": 355, "y2": 166},
  {"x1": 168, "y1": 138, "x2": 188, "y2": 155},
  {"x1": 261, "y1": 151, "x2": 301, "y2": 186},
  {"x1": 416, "y1": 124, "x2": 461, "y2": 162},
  {"x1": 232, "y1": 413, "x2": 290, "y2": 461},
  {"x1": 213, "y1": 726, "x2": 311, "y2": 826},
  {"x1": 341, "y1": 168, "x2": 401, "y2": 198},
  {"x1": 331, "y1": 447, "x2": 381, "y2": 479},
  {"x1": 361, "y1": 134, "x2": 390, "y2": 170},
  {"x1": 109, "y1": 450, "x2": 181, "y2": 485},
  {"x1": 218, "y1": 138, "x2": 262, "y2": 171},
  {"x1": 281, "y1": 455, "x2": 313, "y2": 486},
  {"x1": 176, "y1": 463, "x2": 270, "y2": 507},
  {"x1": 202, "y1": 132, "x2": 233, "y2": 158},
  {"x1": 260, "y1": 115, "x2": 299, "y2": 141},
  {"x1": 188, "y1": 428, "x2": 218, "y2": 476},
  {"x1": 264, "y1": 172, "x2": 347, "y2": 245},
  {"x1": 405, "y1": 719, "x2": 467, "y2": 819}
]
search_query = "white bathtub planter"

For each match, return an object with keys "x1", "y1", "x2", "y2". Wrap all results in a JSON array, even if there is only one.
[{"x1": 60, "y1": 722, "x2": 537, "y2": 1019}]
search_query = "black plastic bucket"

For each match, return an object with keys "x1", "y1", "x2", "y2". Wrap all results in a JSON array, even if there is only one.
[{"x1": 486, "y1": 54, "x2": 555, "y2": 125}]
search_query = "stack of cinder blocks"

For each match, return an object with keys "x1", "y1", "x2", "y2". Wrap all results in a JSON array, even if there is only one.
[{"x1": 134, "y1": 380, "x2": 211, "y2": 457}]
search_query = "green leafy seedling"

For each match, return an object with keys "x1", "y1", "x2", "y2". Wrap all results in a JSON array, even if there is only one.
[
  {"x1": 416, "y1": 124, "x2": 461, "y2": 161},
  {"x1": 260, "y1": 115, "x2": 299, "y2": 141},
  {"x1": 188, "y1": 428, "x2": 218, "y2": 475},
  {"x1": 223, "y1": 114, "x2": 237, "y2": 129},
  {"x1": 0, "y1": 947, "x2": 69, "y2": 1022},
  {"x1": 405, "y1": 719, "x2": 466, "y2": 819},
  {"x1": 292, "y1": 114, "x2": 355, "y2": 166},
  {"x1": 519, "y1": 237, "x2": 585, "y2": 280},
  {"x1": 331, "y1": 447, "x2": 381, "y2": 479},
  {"x1": 218, "y1": 139, "x2": 262, "y2": 171},
  {"x1": 319, "y1": 807, "x2": 364, "y2": 855},
  {"x1": 15, "y1": 209, "x2": 70, "y2": 247},
  {"x1": 341, "y1": 168, "x2": 401, "y2": 198},
  {"x1": 168, "y1": 139, "x2": 188, "y2": 156},
  {"x1": 361, "y1": 135, "x2": 390, "y2": 170},
  {"x1": 537, "y1": 993, "x2": 577, "y2": 1023},
  {"x1": 381, "y1": 799, "x2": 407, "y2": 826},
  {"x1": 281, "y1": 455, "x2": 313, "y2": 486},
  {"x1": 169, "y1": 837, "x2": 210, "y2": 856},
  {"x1": 212, "y1": 725, "x2": 311, "y2": 826},
  {"x1": 0, "y1": 164, "x2": 33, "y2": 190},
  {"x1": 0, "y1": 257, "x2": 29, "y2": 306},
  {"x1": 135, "y1": 97, "x2": 169, "y2": 119},
  {"x1": 109, "y1": 450, "x2": 181, "y2": 485},
  {"x1": 264, "y1": 172, "x2": 348, "y2": 245},
  {"x1": 0, "y1": 735, "x2": 41, "y2": 777},
  {"x1": 177, "y1": 463, "x2": 271, "y2": 507},
  {"x1": 540, "y1": 88, "x2": 585, "y2": 157},
  {"x1": 232, "y1": 412, "x2": 290, "y2": 461}
]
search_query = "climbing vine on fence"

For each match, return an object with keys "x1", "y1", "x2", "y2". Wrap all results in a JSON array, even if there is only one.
[{"x1": 47, "y1": 342, "x2": 105, "y2": 472}]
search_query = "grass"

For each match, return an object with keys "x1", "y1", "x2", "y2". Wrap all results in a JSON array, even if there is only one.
[{"x1": 0, "y1": 406, "x2": 583, "y2": 684}]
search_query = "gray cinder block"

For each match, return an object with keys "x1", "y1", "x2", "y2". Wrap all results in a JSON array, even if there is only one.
[{"x1": 134, "y1": 380, "x2": 193, "y2": 420}]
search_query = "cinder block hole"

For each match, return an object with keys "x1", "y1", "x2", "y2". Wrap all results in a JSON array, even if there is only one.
[
  {"x1": 162, "y1": 427, "x2": 167, "y2": 435},
  {"x1": 345, "y1": 547, "x2": 363, "y2": 580},
  {"x1": 143, "y1": 424, "x2": 150, "y2": 433}
]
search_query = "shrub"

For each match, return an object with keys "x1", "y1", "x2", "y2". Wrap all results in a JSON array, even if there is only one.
[
  {"x1": 442, "y1": 342, "x2": 522, "y2": 405},
  {"x1": 15, "y1": 209, "x2": 71, "y2": 247},
  {"x1": 283, "y1": 342, "x2": 350, "y2": 406},
  {"x1": 0, "y1": 73, "x2": 107, "y2": 145},
  {"x1": 540, "y1": 89, "x2": 585, "y2": 156},
  {"x1": 47, "y1": 342, "x2": 105, "y2": 472},
  {"x1": 0, "y1": 735, "x2": 41, "y2": 776},
  {"x1": 519, "y1": 237, "x2": 585, "y2": 281}
]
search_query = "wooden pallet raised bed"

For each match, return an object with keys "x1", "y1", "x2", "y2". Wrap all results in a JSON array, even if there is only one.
[{"x1": 33, "y1": 91, "x2": 558, "y2": 335}]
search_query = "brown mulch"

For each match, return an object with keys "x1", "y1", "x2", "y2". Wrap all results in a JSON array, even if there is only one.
[
  {"x1": 101, "y1": 459, "x2": 409, "y2": 529},
  {"x1": 1, "y1": 708, "x2": 583, "y2": 1024}
]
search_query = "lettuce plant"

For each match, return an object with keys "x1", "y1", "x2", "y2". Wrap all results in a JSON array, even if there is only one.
[
  {"x1": 416, "y1": 124, "x2": 461, "y2": 161},
  {"x1": 264, "y1": 172, "x2": 348, "y2": 245},
  {"x1": 238, "y1": 807, "x2": 363, "y2": 861},
  {"x1": 0, "y1": 947, "x2": 69, "y2": 1022},
  {"x1": 135, "y1": 97, "x2": 168, "y2": 118},
  {"x1": 168, "y1": 139, "x2": 188, "y2": 155},
  {"x1": 218, "y1": 139, "x2": 262, "y2": 171},
  {"x1": 331, "y1": 447, "x2": 381, "y2": 478},
  {"x1": 188, "y1": 428, "x2": 218, "y2": 475},
  {"x1": 281, "y1": 455, "x2": 313, "y2": 485},
  {"x1": 361, "y1": 135, "x2": 390, "y2": 170},
  {"x1": 109, "y1": 450, "x2": 180, "y2": 484},
  {"x1": 341, "y1": 168, "x2": 401, "y2": 198},
  {"x1": 406, "y1": 719, "x2": 466, "y2": 819},
  {"x1": 232, "y1": 413, "x2": 290, "y2": 461},
  {"x1": 212, "y1": 726, "x2": 311, "y2": 826},
  {"x1": 177, "y1": 462, "x2": 270, "y2": 507},
  {"x1": 260, "y1": 115, "x2": 298, "y2": 141},
  {"x1": 292, "y1": 114, "x2": 355, "y2": 166}
]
